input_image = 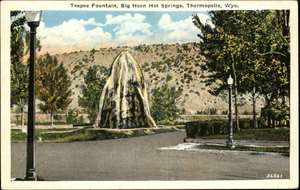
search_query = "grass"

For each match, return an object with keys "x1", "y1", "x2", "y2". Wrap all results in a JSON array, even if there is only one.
[
  {"x1": 11, "y1": 130, "x2": 27, "y2": 141},
  {"x1": 196, "y1": 144, "x2": 289, "y2": 156},
  {"x1": 11, "y1": 125, "x2": 289, "y2": 144},
  {"x1": 11, "y1": 128, "x2": 79, "y2": 141},
  {"x1": 202, "y1": 128, "x2": 290, "y2": 141},
  {"x1": 11, "y1": 125, "x2": 185, "y2": 143}
]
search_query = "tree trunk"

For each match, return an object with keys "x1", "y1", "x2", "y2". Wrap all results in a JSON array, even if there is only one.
[
  {"x1": 231, "y1": 55, "x2": 240, "y2": 132},
  {"x1": 233, "y1": 85, "x2": 240, "y2": 131},
  {"x1": 21, "y1": 108, "x2": 25, "y2": 128},
  {"x1": 265, "y1": 95, "x2": 271, "y2": 128},
  {"x1": 252, "y1": 87, "x2": 257, "y2": 128},
  {"x1": 51, "y1": 112, "x2": 54, "y2": 127}
]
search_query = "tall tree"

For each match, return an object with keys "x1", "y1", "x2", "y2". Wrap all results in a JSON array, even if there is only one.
[
  {"x1": 247, "y1": 11, "x2": 289, "y2": 127},
  {"x1": 36, "y1": 53, "x2": 72, "y2": 127},
  {"x1": 11, "y1": 11, "x2": 42, "y2": 127},
  {"x1": 254, "y1": 11, "x2": 290, "y2": 126},
  {"x1": 10, "y1": 11, "x2": 28, "y2": 127},
  {"x1": 193, "y1": 11, "x2": 248, "y2": 131},
  {"x1": 193, "y1": 10, "x2": 290, "y2": 128},
  {"x1": 78, "y1": 65, "x2": 109, "y2": 123},
  {"x1": 232, "y1": 11, "x2": 270, "y2": 128}
]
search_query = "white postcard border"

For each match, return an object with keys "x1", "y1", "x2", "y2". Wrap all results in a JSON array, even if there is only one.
[{"x1": 1, "y1": 1, "x2": 298, "y2": 189}]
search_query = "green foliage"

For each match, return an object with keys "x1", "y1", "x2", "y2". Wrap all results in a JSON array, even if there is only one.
[
  {"x1": 186, "y1": 120, "x2": 289, "y2": 141},
  {"x1": 183, "y1": 73, "x2": 193, "y2": 81},
  {"x1": 36, "y1": 53, "x2": 72, "y2": 116},
  {"x1": 11, "y1": 129, "x2": 27, "y2": 141},
  {"x1": 166, "y1": 74, "x2": 172, "y2": 82},
  {"x1": 193, "y1": 10, "x2": 290, "y2": 104},
  {"x1": 151, "y1": 84, "x2": 183, "y2": 123},
  {"x1": 193, "y1": 10, "x2": 290, "y2": 129},
  {"x1": 71, "y1": 49, "x2": 109, "y2": 124},
  {"x1": 11, "y1": 126, "x2": 183, "y2": 142},
  {"x1": 261, "y1": 103, "x2": 290, "y2": 126},
  {"x1": 10, "y1": 11, "x2": 27, "y2": 110},
  {"x1": 66, "y1": 109, "x2": 79, "y2": 124},
  {"x1": 10, "y1": 11, "x2": 41, "y2": 112},
  {"x1": 71, "y1": 49, "x2": 97, "y2": 80},
  {"x1": 78, "y1": 65, "x2": 109, "y2": 123}
]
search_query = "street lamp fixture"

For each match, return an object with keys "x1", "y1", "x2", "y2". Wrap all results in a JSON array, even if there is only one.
[
  {"x1": 24, "y1": 11, "x2": 41, "y2": 181},
  {"x1": 226, "y1": 75, "x2": 235, "y2": 149},
  {"x1": 227, "y1": 75, "x2": 233, "y2": 86},
  {"x1": 25, "y1": 11, "x2": 42, "y2": 23}
]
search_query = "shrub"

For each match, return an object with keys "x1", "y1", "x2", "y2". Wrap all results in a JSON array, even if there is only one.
[
  {"x1": 66, "y1": 109, "x2": 79, "y2": 125},
  {"x1": 185, "y1": 120, "x2": 228, "y2": 138},
  {"x1": 166, "y1": 74, "x2": 172, "y2": 82},
  {"x1": 261, "y1": 103, "x2": 289, "y2": 127},
  {"x1": 242, "y1": 110, "x2": 251, "y2": 115},
  {"x1": 203, "y1": 107, "x2": 217, "y2": 115},
  {"x1": 185, "y1": 118, "x2": 252, "y2": 138},
  {"x1": 151, "y1": 84, "x2": 183, "y2": 123}
]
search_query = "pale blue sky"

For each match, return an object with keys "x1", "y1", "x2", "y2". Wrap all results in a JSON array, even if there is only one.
[
  {"x1": 42, "y1": 11, "x2": 204, "y2": 26},
  {"x1": 37, "y1": 11, "x2": 211, "y2": 54}
]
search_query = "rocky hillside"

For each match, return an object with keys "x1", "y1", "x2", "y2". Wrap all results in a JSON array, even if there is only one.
[{"x1": 54, "y1": 42, "x2": 264, "y2": 114}]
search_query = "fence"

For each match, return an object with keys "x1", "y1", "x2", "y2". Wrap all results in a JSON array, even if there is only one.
[{"x1": 11, "y1": 113, "x2": 89, "y2": 125}]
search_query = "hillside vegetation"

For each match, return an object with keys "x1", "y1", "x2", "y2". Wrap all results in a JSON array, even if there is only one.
[{"x1": 54, "y1": 42, "x2": 263, "y2": 114}]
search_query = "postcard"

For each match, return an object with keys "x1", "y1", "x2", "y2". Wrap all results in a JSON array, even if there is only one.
[{"x1": 1, "y1": 0, "x2": 298, "y2": 189}]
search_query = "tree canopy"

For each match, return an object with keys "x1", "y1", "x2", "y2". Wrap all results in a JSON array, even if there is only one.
[
  {"x1": 11, "y1": 11, "x2": 42, "y2": 110},
  {"x1": 10, "y1": 11, "x2": 28, "y2": 109},
  {"x1": 36, "y1": 53, "x2": 72, "y2": 125},
  {"x1": 193, "y1": 10, "x2": 289, "y2": 101},
  {"x1": 78, "y1": 65, "x2": 109, "y2": 123},
  {"x1": 151, "y1": 84, "x2": 183, "y2": 123},
  {"x1": 193, "y1": 10, "x2": 290, "y2": 127}
]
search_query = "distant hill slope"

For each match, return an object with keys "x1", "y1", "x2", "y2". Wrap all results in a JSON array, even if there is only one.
[{"x1": 54, "y1": 42, "x2": 264, "y2": 114}]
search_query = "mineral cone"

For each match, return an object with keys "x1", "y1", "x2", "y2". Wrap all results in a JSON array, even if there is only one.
[{"x1": 94, "y1": 51, "x2": 157, "y2": 129}]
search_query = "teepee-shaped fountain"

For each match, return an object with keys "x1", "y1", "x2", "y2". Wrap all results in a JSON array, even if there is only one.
[{"x1": 93, "y1": 51, "x2": 157, "y2": 129}]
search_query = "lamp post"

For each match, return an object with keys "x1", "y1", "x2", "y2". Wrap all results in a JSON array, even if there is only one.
[
  {"x1": 226, "y1": 75, "x2": 235, "y2": 149},
  {"x1": 24, "y1": 11, "x2": 41, "y2": 181}
]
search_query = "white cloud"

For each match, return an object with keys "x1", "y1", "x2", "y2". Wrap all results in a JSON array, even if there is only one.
[
  {"x1": 157, "y1": 13, "x2": 211, "y2": 43},
  {"x1": 104, "y1": 13, "x2": 152, "y2": 44},
  {"x1": 37, "y1": 18, "x2": 111, "y2": 54},
  {"x1": 37, "y1": 13, "x2": 211, "y2": 54}
]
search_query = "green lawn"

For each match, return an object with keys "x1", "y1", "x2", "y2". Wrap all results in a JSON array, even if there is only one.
[
  {"x1": 11, "y1": 125, "x2": 185, "y2": 143},
  {"x1": 11, "y1": 126, "x2": 289, "y2": 143}
]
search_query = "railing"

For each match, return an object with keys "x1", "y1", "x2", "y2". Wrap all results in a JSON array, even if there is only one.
[{"x1": 10, "y1": 113, "x2": 89, "y2": 125}]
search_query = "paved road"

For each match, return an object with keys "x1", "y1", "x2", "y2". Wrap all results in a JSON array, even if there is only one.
[{"x1": 11, "y1": 131, "x2": 289, "y2": 180}]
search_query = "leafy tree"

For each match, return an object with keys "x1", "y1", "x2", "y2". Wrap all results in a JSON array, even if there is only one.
[
  {"x1": 193, "y1": 10, "x2": 290, "y2": 128},
  {"x1": 253, "y1": 11, "x2": 290, "y2": 127},
  {"x1": 66, "y1": 109, "x2": 80, "y2": 125},
  {"x1": 11, "y1": 11, "x2": 42, "y2": 127},
  {"x1": 72, "y1": 48, "x2": 109, "y2": 123},
  {"x1": 35, "y1": 53, "x2": 72, "y2": 127},
  {"x1": 150, "y1": 84, "x2": 183, "y2": 123},
  {"x1": 78, "y1": 65, "x2": 109, "y2": 123},
  {"x1": 230, "y1": 11, "x2": 290, "y2": 127},
  {"x1": 248, "y1": 11, "x2": 289, "y2": 127},
  {"x1": 193, "y1": 11, "x2": 251, "y2": 131},
  {"x1": 10, "y1": 11, "x2": 28, "y2": 127}
]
